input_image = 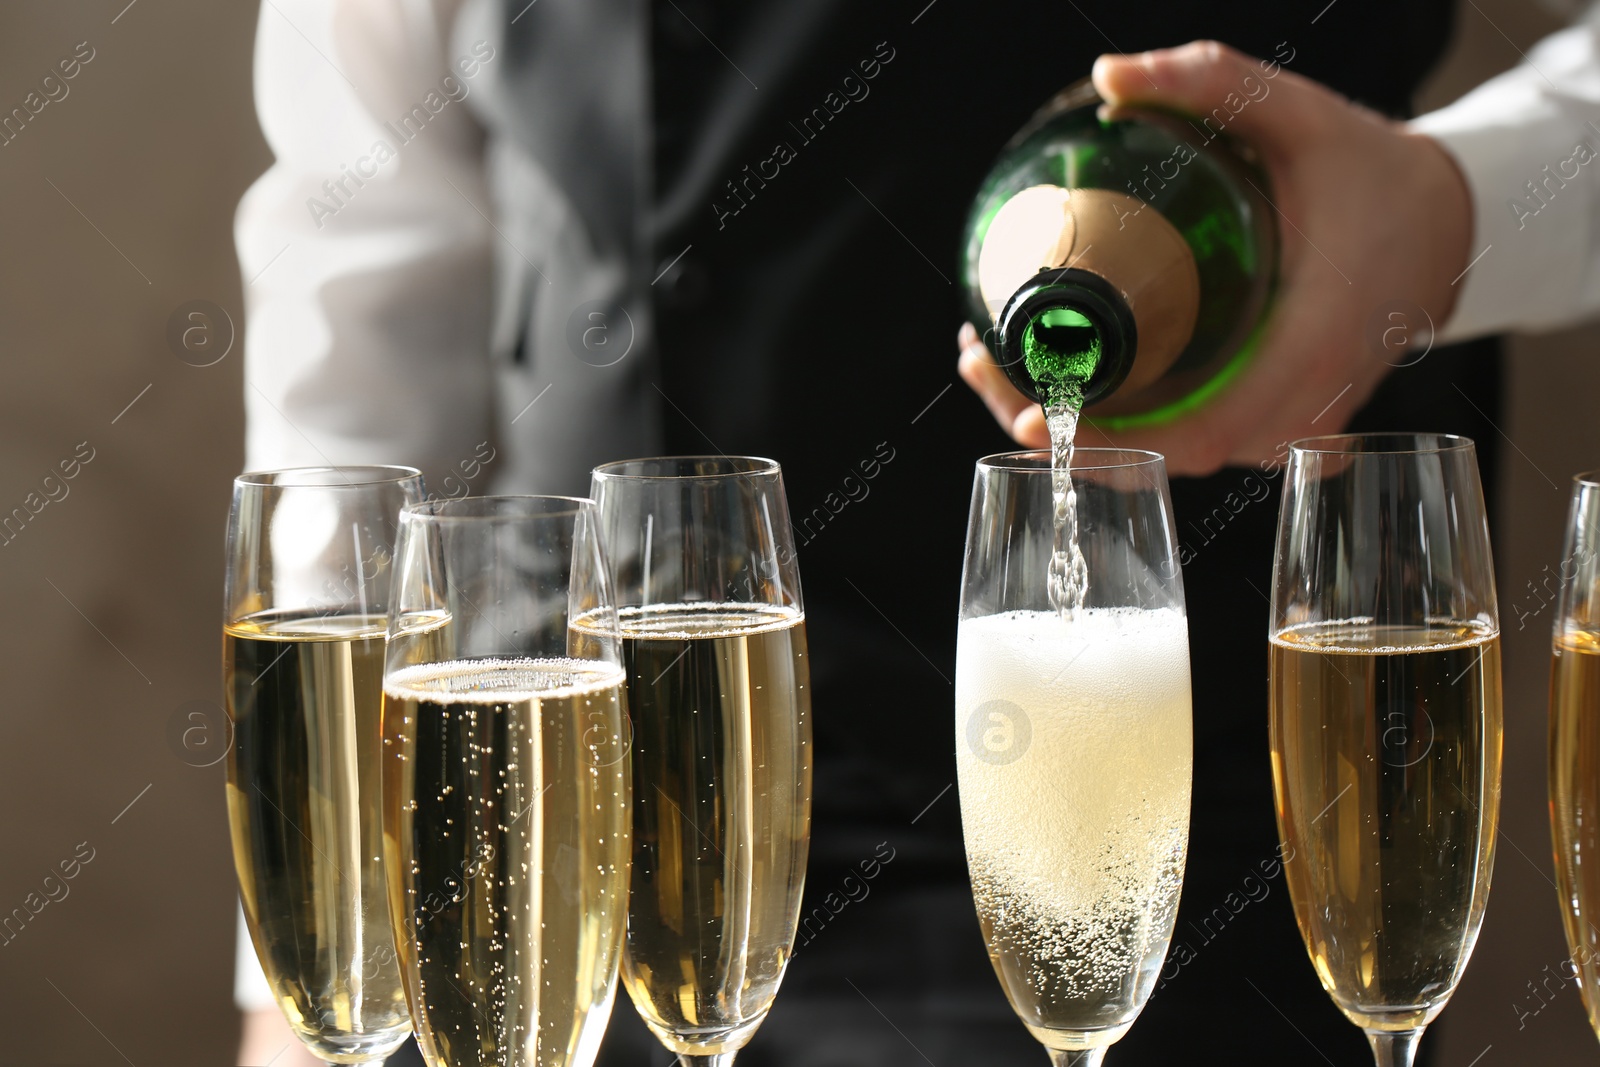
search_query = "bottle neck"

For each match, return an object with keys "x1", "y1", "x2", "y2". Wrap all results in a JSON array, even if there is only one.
[
  {"x1": 995, "y1": 269, "x2": 1137, "y2": 408},
  {"x1": 976, "y1": 186, "x2": 1201, "y2": 412}
]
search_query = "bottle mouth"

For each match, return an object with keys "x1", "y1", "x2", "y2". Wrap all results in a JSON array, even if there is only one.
[
  {"x1": 1021, "y1": 308, "x2": 1102, "y2": 400},
  {"x1": 995, "y1": 269, "x2": 1137, "y2": 407}
]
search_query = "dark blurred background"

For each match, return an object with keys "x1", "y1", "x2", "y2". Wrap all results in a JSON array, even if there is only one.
[{"x1": 0, "y1": 0, "x2": 1592, "y2": 1062}]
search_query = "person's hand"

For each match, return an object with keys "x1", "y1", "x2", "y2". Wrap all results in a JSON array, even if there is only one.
[{"x1": 958, "y1": 40, "x2": 1473, "y2": 475}]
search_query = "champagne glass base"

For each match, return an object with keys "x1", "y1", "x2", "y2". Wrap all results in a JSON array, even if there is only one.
[
  {"x1": 647, "y1": 1010, "x2": 764, "y2": 1062},
  {"x1": 1365, "y1": 1028, "x2": 1424, "y2": 1067},
  {"x1": 1046, "y1": 1049, "x2": 1107, "y2": 1067},
  {"x1": 293, "y1": 1025, "x2": 411, "y2": 1065}
]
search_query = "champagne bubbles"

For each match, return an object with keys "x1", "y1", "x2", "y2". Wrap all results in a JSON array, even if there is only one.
[
  {"x1": 965, "y1": 698, "x2": 1031, "y2": 765},
  {"x1": 957, "y1": 608, "x2": 1191, "y2": 1038},
  {"x1": 583, "y1": 700, "x2": 632, "y2": 768},
  {"x1": 1380, "y1": 702, "x2": 1436, "y2": 768}
]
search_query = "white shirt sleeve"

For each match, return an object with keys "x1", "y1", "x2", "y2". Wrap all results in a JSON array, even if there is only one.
[
  {"x1": 236, "y1": 0, "x2": 495, "y2": 481},
  {"x1": 1411, "y1": 4, "x2": 1600, "y2": 340}
]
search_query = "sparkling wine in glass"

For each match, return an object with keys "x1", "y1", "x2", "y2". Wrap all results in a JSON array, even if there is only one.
[
  {"x1": 1269, "y1": 434, "x2": 1502, "y2": 1067},
  {"x1": 589, "y1": 457, "x2": 812, "y2": 1067},
  {"x1": 957, "y1": 449, "x2": 1192, "y2": 1067},
  {"x1": 224, "y1": 465, "x2": 423, "y2": 1065},
  {"x1": 1549, "y1": 470, "x2": 1600, "y2": 1044},
  {"x1": 381, "y1": 496, "x2": 632, "y2": 1067}
]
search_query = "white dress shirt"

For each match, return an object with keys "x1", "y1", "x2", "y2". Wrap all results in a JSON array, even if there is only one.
[
  {"x1": 238, "y1": 0, "x2": 493, "y2": 484},
  {"x1": 236, "y1": 0, "x2": 652, "y2": 498}
]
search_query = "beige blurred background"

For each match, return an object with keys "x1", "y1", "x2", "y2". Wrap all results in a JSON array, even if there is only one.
[{"x1": 0, "y1": 0, "x2": 1591, "y2": 1063}]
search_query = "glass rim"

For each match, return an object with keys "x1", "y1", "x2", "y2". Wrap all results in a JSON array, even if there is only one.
[
  {"x1": 1573, "y1": 469, "x2": 1600, "y2": 488},
  {"x1": 1289, "y1": 432, "x2": 1475, "y2": 457},
  {"x1": 591, "y1": 455, "x2": 780, "y2": 481},
  {"x1": 977, "y1": 447, "x2": 1165, "y2": 473},
  {"x1": 401, "y1": 494, "x2": 594, "y2": 522},
  {"x1": 234, "y1": 464, "x2": 422, "y2": 489}
]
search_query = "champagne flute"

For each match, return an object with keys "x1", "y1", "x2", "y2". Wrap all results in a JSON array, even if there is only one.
[
  {"x1": 1269, "y1": 434, "x2": 1502, "y2": 1067},
  {"x1": 224, "y1": 465, "x2": 423, "y2": 1064},
  {"x1": 589, "y1": 457, "x2": 812, "y2": 1067},
  {"x1": 957, "y1": 449, "x2": 1192, "y2": 1067},
  {"x1": 1549, "y1": 470, "x2": 1600, "y2": 1043},
  {"x1": 380, "y1": 496, "x2": 632, "y2": 1067}
]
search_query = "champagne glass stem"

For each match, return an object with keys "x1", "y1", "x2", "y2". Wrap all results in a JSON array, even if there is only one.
[
  {"x1": 678, "y1": 1055, "x2": 737, "y2": 1067},
  {"x1": 1048, "y1": 1050, "x2": 1106, "y2": 1067},
  {"x1": 1365, "y1": 1029, "x2": 1423, "y2": 1067}
]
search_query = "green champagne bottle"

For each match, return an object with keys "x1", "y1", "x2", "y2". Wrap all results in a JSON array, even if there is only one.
[{"x1": 961, "y1": 81, "x2": 1278, "y2": 423}]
